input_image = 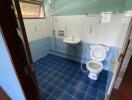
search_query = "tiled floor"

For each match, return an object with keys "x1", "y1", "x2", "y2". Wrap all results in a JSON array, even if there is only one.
[{"x1": 34, "y1": 54, "x2": 109, "y2": 100}]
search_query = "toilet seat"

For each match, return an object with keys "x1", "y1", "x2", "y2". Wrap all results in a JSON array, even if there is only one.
[{"x1": 90, "y1": 45, "x2": 107, "y2": 61}]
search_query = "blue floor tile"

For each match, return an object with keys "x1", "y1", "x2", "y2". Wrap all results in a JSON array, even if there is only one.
[
  {"x1": 52, "y1": 78, "x2": 62, "y2": 86},
  {"x1": 50, "y1": 88, "x2": 63, "y2": 98},
  {"x1": 58, "y1": 81, "x2": 68, "y2": 90},
  {"x1": 96, "y1": 90, "x2": 105, "y2": 100},
  {"x1": 76, "y1": 81, "x2": 88, "y2": 93},
  {"x1": 46, "y1": 95, "x2": 57, "y2": 100},
  {"x1": 41, "y1": 90, "x2": 50, "y2": 99},
  {"x1": 45, "y1": 75, "x2": 55, "y2": 82},
  {"x1": 83, "y1": 93, "x2": 96, "y2": 100},
  {"x1": 59, "y1": 92, "x2": 72, "y2": 100},
  {"x1": 45, "y1": 83, "x2": 56, "y2": 93},
  {"x1": 37, "y1": 77, "x2": 44, "y2": 84},
  {"x1": 34, "y1": 54, "x2": 108, "y2": 100},
  {"x1": 70, "y1": 79, "x2": 80, "y2": 87},
  {"x1": 73, "y1": 89, "x2": 85, "y2": 100},
  {"x1": 63, "y1": 76, "x2": 72, "y2": 83},
  {"x1": 98, "y1": 83, "x2": 107, "y2": 93},
  {"x1": 65, "y1": 85, "x2": 76, "y2": 95},
  {"x1": 57, "y1": 74, "x2": 65, "y2": 80},
  {"x1": 71, "y1": 96, "x2": 79, "y2": 100},
  {"x1": 87, "y1": 86, "x2": 98, "y2": 97},
  {"x1": 89, "y1": 80, "x2": 100, "y2": 89},
  {"x1": 40, "y1": 80, "x2": 49, "y2": 89},
  {"x1": 41, "y1": 72, "x2": 49, "y2": 79}
]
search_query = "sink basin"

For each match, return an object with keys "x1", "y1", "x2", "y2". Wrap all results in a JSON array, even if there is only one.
[{"x1": 63, "y1": 36, "x2": 81, "y2": 44}]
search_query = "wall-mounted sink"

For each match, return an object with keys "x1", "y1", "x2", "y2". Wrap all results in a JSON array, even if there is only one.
[{"x1": 63, "y1": 36, "x2": 81, "y2": 44}]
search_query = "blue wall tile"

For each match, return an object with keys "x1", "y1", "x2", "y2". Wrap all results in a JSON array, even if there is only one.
[
  {"x1": 49, "y1": 37, "x2": 119, "y2": 71},
  {"x1": 29, "y1": 37, "x2": 50, "y2": 61},
  {"x1": 31, "y1": 37, "x2": 119, "y2": 73}
]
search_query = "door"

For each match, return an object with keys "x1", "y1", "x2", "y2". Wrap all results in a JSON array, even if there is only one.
[
  {"x1": 108, "y1": 17, "x2": 132, "y2": 99},
  {"x1": 0, "y1": 0, "x2": 40, "y2": 100},
  {"x1": 110, "y1": 26, "x2": 132, "y2": 100},
  {"x1": 107, "y1": 17, "x2": 132, "y2": 99},
  {"x1": 116, "y1": 56, "x2": 132, "y2": 100}
]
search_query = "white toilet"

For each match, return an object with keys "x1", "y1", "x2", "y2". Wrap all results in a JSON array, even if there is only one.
[{"x1": 86, "y1": 45, "x2": 109, "y2": 80}]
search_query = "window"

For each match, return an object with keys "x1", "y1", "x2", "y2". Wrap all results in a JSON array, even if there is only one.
[
  {"x1": 101, "y1": 12, "x2": 112, "y2": 23},
  {"x1": 19, "y1": 0, "x2": 45, "y2": 19}
]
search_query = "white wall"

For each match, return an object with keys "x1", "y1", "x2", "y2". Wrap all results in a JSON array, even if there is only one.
[
  {"x1": 116, "y1": 16, "x2": 131, "y2": 48},
  {"x1": 53, "y1": 14, "x2": 131, "y2": 48},
  {"x1": 23, "y1": 15, "x2": 131, "y2": 62},
  {"x1": 23, "y1": 18, "x2": 52, "y2": 42},
  {"x1": 0, "y1": 32, "x2": 25, "y2": 100}
]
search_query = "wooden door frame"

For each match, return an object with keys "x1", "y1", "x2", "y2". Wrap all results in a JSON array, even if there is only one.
[
  {"x1": 108, "y1": 17, "x2": 132, "y2": 99},
  {"x1": 1, "y1": 0, "x2": 131, "y2": 100},
  {"x1": 0, "y1": 87, "x2": 11, "y2": 100},
  {"x1": 11, "y1": 1, "x2": 40, "y2": 96},
  {"x1": 110, "y1": 56, "x2": 132, "y2": 100},
  {"x1": 0, "y1": 0, "x2": 40, "y2": 100},
  {"x1": 116, "y1": 56, "x2": 132, "y2": 99}
]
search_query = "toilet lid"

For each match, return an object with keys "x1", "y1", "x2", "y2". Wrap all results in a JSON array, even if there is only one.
[{"x1": 90, "y1": 45, "x2": 106, "y2": 61}]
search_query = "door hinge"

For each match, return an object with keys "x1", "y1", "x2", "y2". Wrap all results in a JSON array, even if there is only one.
[
  {"x1": 24, "y1": 66, "x2": 30, "y2": 75},
  {"x1": 118, "y1": 53, "x2": 124, "y2": 62},
  {"x1": 30, "y1": 64, "x2": 35, "y2": 72}
]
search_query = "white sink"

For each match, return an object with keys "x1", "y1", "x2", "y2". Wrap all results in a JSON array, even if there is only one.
[{"x1": 63, "y1": 36, "x2": 81, "y2": 44}]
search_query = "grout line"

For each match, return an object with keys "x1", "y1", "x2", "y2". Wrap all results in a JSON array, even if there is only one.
[
  {"x1": 45, "y1": 77, "x2": 67, "y2": 99},
  {"x1": 35, "y1": 55, "x2": 107, "y2": 100},
  {"x1": 45, "y1": 70, "x2": 81, "y2": 99},
  {"x1": 83, "y1": 85, "x2": 91, "y2": 100}
]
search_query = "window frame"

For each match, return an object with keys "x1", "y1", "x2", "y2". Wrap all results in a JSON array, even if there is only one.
[{"x1": 19, "y1": 0, "x2": 45, "y2": 19}]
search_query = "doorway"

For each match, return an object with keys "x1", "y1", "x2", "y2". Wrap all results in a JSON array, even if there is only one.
[{"x1": 1, "y1": 0, "x2": 132, "y2": 100}]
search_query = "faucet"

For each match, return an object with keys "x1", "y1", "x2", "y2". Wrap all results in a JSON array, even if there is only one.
[{"x1": 72, "y1": 36, "x2": 75, "y2": 40}]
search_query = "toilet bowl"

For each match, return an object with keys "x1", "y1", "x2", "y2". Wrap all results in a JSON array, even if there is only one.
[
  {"x1": 87, "y1": 60, "x2": 103, "y2": 80},
  {"x1": 86, "y1": 45, "x2": 109, "y2": 80}
]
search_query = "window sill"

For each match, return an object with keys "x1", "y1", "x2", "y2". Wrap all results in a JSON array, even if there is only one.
[{"x1": 23, "y1": 17, "x2": 45, "y2": 19}]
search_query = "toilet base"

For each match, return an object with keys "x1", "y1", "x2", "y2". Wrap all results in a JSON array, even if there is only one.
[{"x1": 88, "y1": 72, "x2": 99, "y2": 80}]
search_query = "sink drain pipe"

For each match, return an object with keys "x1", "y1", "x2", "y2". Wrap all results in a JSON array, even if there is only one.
[{"x1": 81, "y1": 48, "x2": 87, "y2": 73}]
